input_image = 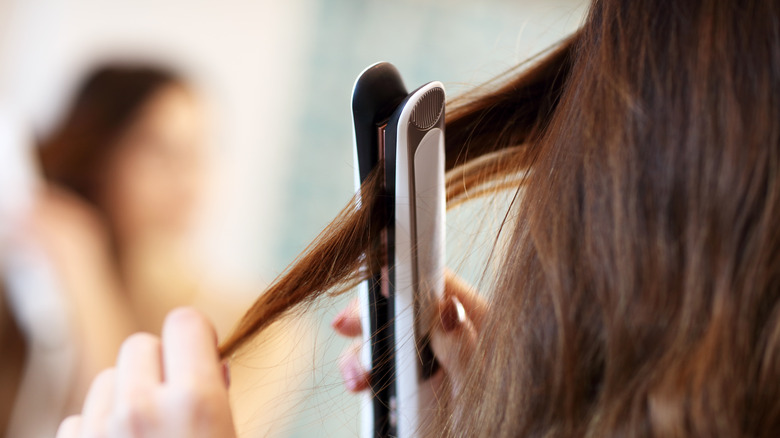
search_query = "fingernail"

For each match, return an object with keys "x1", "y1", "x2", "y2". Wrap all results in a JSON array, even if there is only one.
[
  {"x1": 345, "y1": 360, "x2": 362, "y2": 391},
  {"x1": 222, "y1": 362, "x2": 231, "y2": 388},
  {"x1": 344, "y1": 364, "x2": 358, "y2": 391},
  {"x1": 331, "y1": 310, "x2": 347, "y2": 330},
  {"x1": 440, "y1": 296, "x2": 465, "y2": 333},
  {"x1": 342, "y1": 358, "x2": 368, "y2": 392}
]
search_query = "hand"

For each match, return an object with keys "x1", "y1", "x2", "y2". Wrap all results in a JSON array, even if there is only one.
[
  {"x1": 32, "y1": 185, "x2": 111, "y2": 257},
  {"x1": 56, "y1": 308, "x2": 236, "y2": 438},
  {"x1": 31, "y1": 186, "x2": 137, "y2": 401},
  {"x1": 332, "y1": 271, "x2": 487, "y2": 396}
]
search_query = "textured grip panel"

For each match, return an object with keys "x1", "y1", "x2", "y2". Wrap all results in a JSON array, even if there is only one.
[{"x1": 410, "y1": 87, "x2": 445, "y2": 130}]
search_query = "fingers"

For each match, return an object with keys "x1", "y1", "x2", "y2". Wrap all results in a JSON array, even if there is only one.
[
  {"x1": 331, "y1": 273, "x2": 485, "y2": 335},
  {"x1": 161, "y1": 307, "x2": 222, "y2": 387},
  {"x1": 61, "y1": 310, "x2": 236, "y2": 437},
  {"x1": 332, "y1": 299, "x2": 361, "y2": 337},
  {"x1": 116, "y1": 333, "x2": 162, "y2": 396},
  {"x1": 444, "y1": 270, "x2": 487, "y2": 329},
  {"x1": 333, "y1": 301, "x2": 369, "y2": 392},
  {"x1": 55, "y1": 415, "x2": 81, "y2": 438},
  {"x1": 81, "y1": 368, "x2": 117, "y2": 437},
  {"x1": 338, "y1": 341, "x2": 370, "y2": 392},
  {"x1": 430, "y1": 295, "x2": 480, "y2": 378},
  {"x1": 332, "y1": 273, "x2": 488, "y2": 396},
  {"x1": 431, "y1": 270, "x2": 489, "y2": 389},
  {"x1": 430, "y1": 271, "x2": 486, "y2": 377}
]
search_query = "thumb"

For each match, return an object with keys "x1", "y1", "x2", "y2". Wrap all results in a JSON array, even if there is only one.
[
  {"x1": 429, "y1": 296, "x2": 479, "y2": 381},
  {"x1": 429, "y1": 272, "x2": 487, "y2": 382}
]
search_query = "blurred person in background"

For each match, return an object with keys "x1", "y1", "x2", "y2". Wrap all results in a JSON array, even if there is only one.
[
  {"x1": 14, "y1": 64, "x2": 309, "y2": 437},
  {"x1": 0, "y1": 101, "x2": 107, "y2": 436},
  {"x1": 38, "y1": 65, "x2": 223, "y2": 335}
]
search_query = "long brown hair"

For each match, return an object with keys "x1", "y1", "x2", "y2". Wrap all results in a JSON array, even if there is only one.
[
  {"x1": 39, "y1": 65, "x2": 183, "y2": 207},
  {"x1": 221, "y1": 0, "x2": 780, "y2": 436}
]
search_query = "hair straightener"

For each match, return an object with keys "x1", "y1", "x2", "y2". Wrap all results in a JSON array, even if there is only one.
[{"x1": 352, "y1": 62, "x2": 446, "y2": 438}]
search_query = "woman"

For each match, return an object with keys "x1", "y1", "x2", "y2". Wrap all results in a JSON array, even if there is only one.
[
  {"x1": 38, "y1": 66, "x2": 223, "y2": 336},
  {"x1": 37, "y1": 65, "x2": 308, "y2": 437},
  {"x1": 58, "y1": 0, "x2": 780, "y2": 436}
]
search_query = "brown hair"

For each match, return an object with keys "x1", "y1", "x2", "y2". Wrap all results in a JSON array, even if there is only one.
[
  {"x1": 221, "y1": 0, "x2": 780, "y2": 436},
  {"x1": 0, "y1": 283, "x2": 27, "y2": 434},
  {"x1": 39, "y1": 65, "x2": 183, "y2": 206}
]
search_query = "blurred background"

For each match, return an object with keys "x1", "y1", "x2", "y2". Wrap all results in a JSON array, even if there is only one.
[{"x1": 0, "y1": 0, "x2": 586, "y2": 436}]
